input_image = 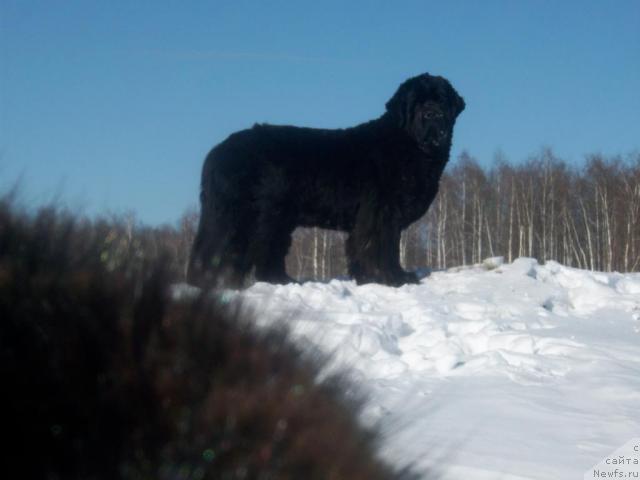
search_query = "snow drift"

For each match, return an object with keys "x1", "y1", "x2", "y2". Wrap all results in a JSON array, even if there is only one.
[{"x1": 210, "y1": 258, "x2": 640, "y2": 479}]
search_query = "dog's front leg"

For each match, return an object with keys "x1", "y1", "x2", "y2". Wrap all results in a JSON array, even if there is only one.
[{"x1": 347, "y1": 194, "x2": 417, "y2": 286}]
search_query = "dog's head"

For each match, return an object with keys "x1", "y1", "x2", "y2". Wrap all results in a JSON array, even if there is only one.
[{"x1": 385, "y1": 73, "x2": 465, "y2": 152}]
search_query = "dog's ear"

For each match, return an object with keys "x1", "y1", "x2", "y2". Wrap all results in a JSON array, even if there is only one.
[
  {"x1": 385, "y1": 82, "x2": 416, "y2": 129},
  {"x1": 452, "y1": 90, "x2": 466, "y2": 117}
]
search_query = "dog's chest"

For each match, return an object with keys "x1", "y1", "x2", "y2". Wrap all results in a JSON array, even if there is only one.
[{"x1": 397, "y1": 154, "x2": 444, "y2": 213}]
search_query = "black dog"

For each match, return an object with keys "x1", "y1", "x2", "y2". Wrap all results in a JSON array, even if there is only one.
[{"x1": 189, "y1": 73, "x2": 465, "y2": 287}]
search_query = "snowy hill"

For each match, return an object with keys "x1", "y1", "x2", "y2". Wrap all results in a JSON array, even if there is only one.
[{"x1": 212, "y1": 258, "x2": 640, "y2": 479}]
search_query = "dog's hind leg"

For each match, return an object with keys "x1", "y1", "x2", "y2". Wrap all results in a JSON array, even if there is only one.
[
  {"x1": 251, "y1": 212, "x2": 295, "y2": 284},
  {"x1": 246, "y1": 165, "x2": 297, "y2": 284}
]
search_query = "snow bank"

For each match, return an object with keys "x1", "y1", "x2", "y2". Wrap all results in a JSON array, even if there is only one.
[{"x1": 228, "y1": 258, "x2": 640, "y2": 479}]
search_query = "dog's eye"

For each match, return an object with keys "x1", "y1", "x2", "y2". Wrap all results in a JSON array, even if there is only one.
[{"x1": 423, "y1": 111, "x2": 441, "y2": 120}]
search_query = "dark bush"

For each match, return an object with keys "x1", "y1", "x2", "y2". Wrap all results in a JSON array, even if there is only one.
[{"x1": 0, "y1": 198, "x2": 417, "y2": 479}]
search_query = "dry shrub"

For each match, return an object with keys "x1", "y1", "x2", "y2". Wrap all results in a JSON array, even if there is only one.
[{"x1": 0, "y1": 197, "x2": 418, "y2": 479}]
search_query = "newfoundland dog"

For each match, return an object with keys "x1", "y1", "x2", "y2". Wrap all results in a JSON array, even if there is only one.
[{"x1": 189, "y1": 73, "x2": 465, "y2": 287}]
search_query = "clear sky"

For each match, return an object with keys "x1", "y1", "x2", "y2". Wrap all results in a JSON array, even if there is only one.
[{"x1": 1, "y1": 0, "x2": 639, "y2": 224}]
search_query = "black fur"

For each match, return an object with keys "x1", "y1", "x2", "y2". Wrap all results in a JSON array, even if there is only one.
[{"x1": 189, "y1": 73, "x2": 465, "y2": 287}]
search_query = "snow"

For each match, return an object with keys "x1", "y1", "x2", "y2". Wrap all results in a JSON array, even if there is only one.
[{"x1": 187, "y1": 258, "x2": 640, "y2": 479}]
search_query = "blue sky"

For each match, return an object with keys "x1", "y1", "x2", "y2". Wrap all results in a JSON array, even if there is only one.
[{"x1": 1, "y1": 1, "x2": 639, "y2": 224}]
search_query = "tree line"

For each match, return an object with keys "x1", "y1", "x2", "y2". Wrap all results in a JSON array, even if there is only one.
[
  {"x1": 287, "y1": 150, "x2": 640, "y2": 279},
  {"x1": 13, "y1": 148, "x2": 635, "y2": 283}
]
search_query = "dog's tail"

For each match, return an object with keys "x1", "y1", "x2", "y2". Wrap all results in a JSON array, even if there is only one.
[
  {"x1": 187, "y1": 164, "x2": 251, "y2": 289},
  {"x1": 187, "y1": 180, "x2": 217, "y2": 287}
]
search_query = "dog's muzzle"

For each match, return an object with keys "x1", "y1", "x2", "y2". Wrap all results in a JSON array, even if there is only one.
[{"x1": 420, "y1": 126, "x2": 448, "y2": 149}]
